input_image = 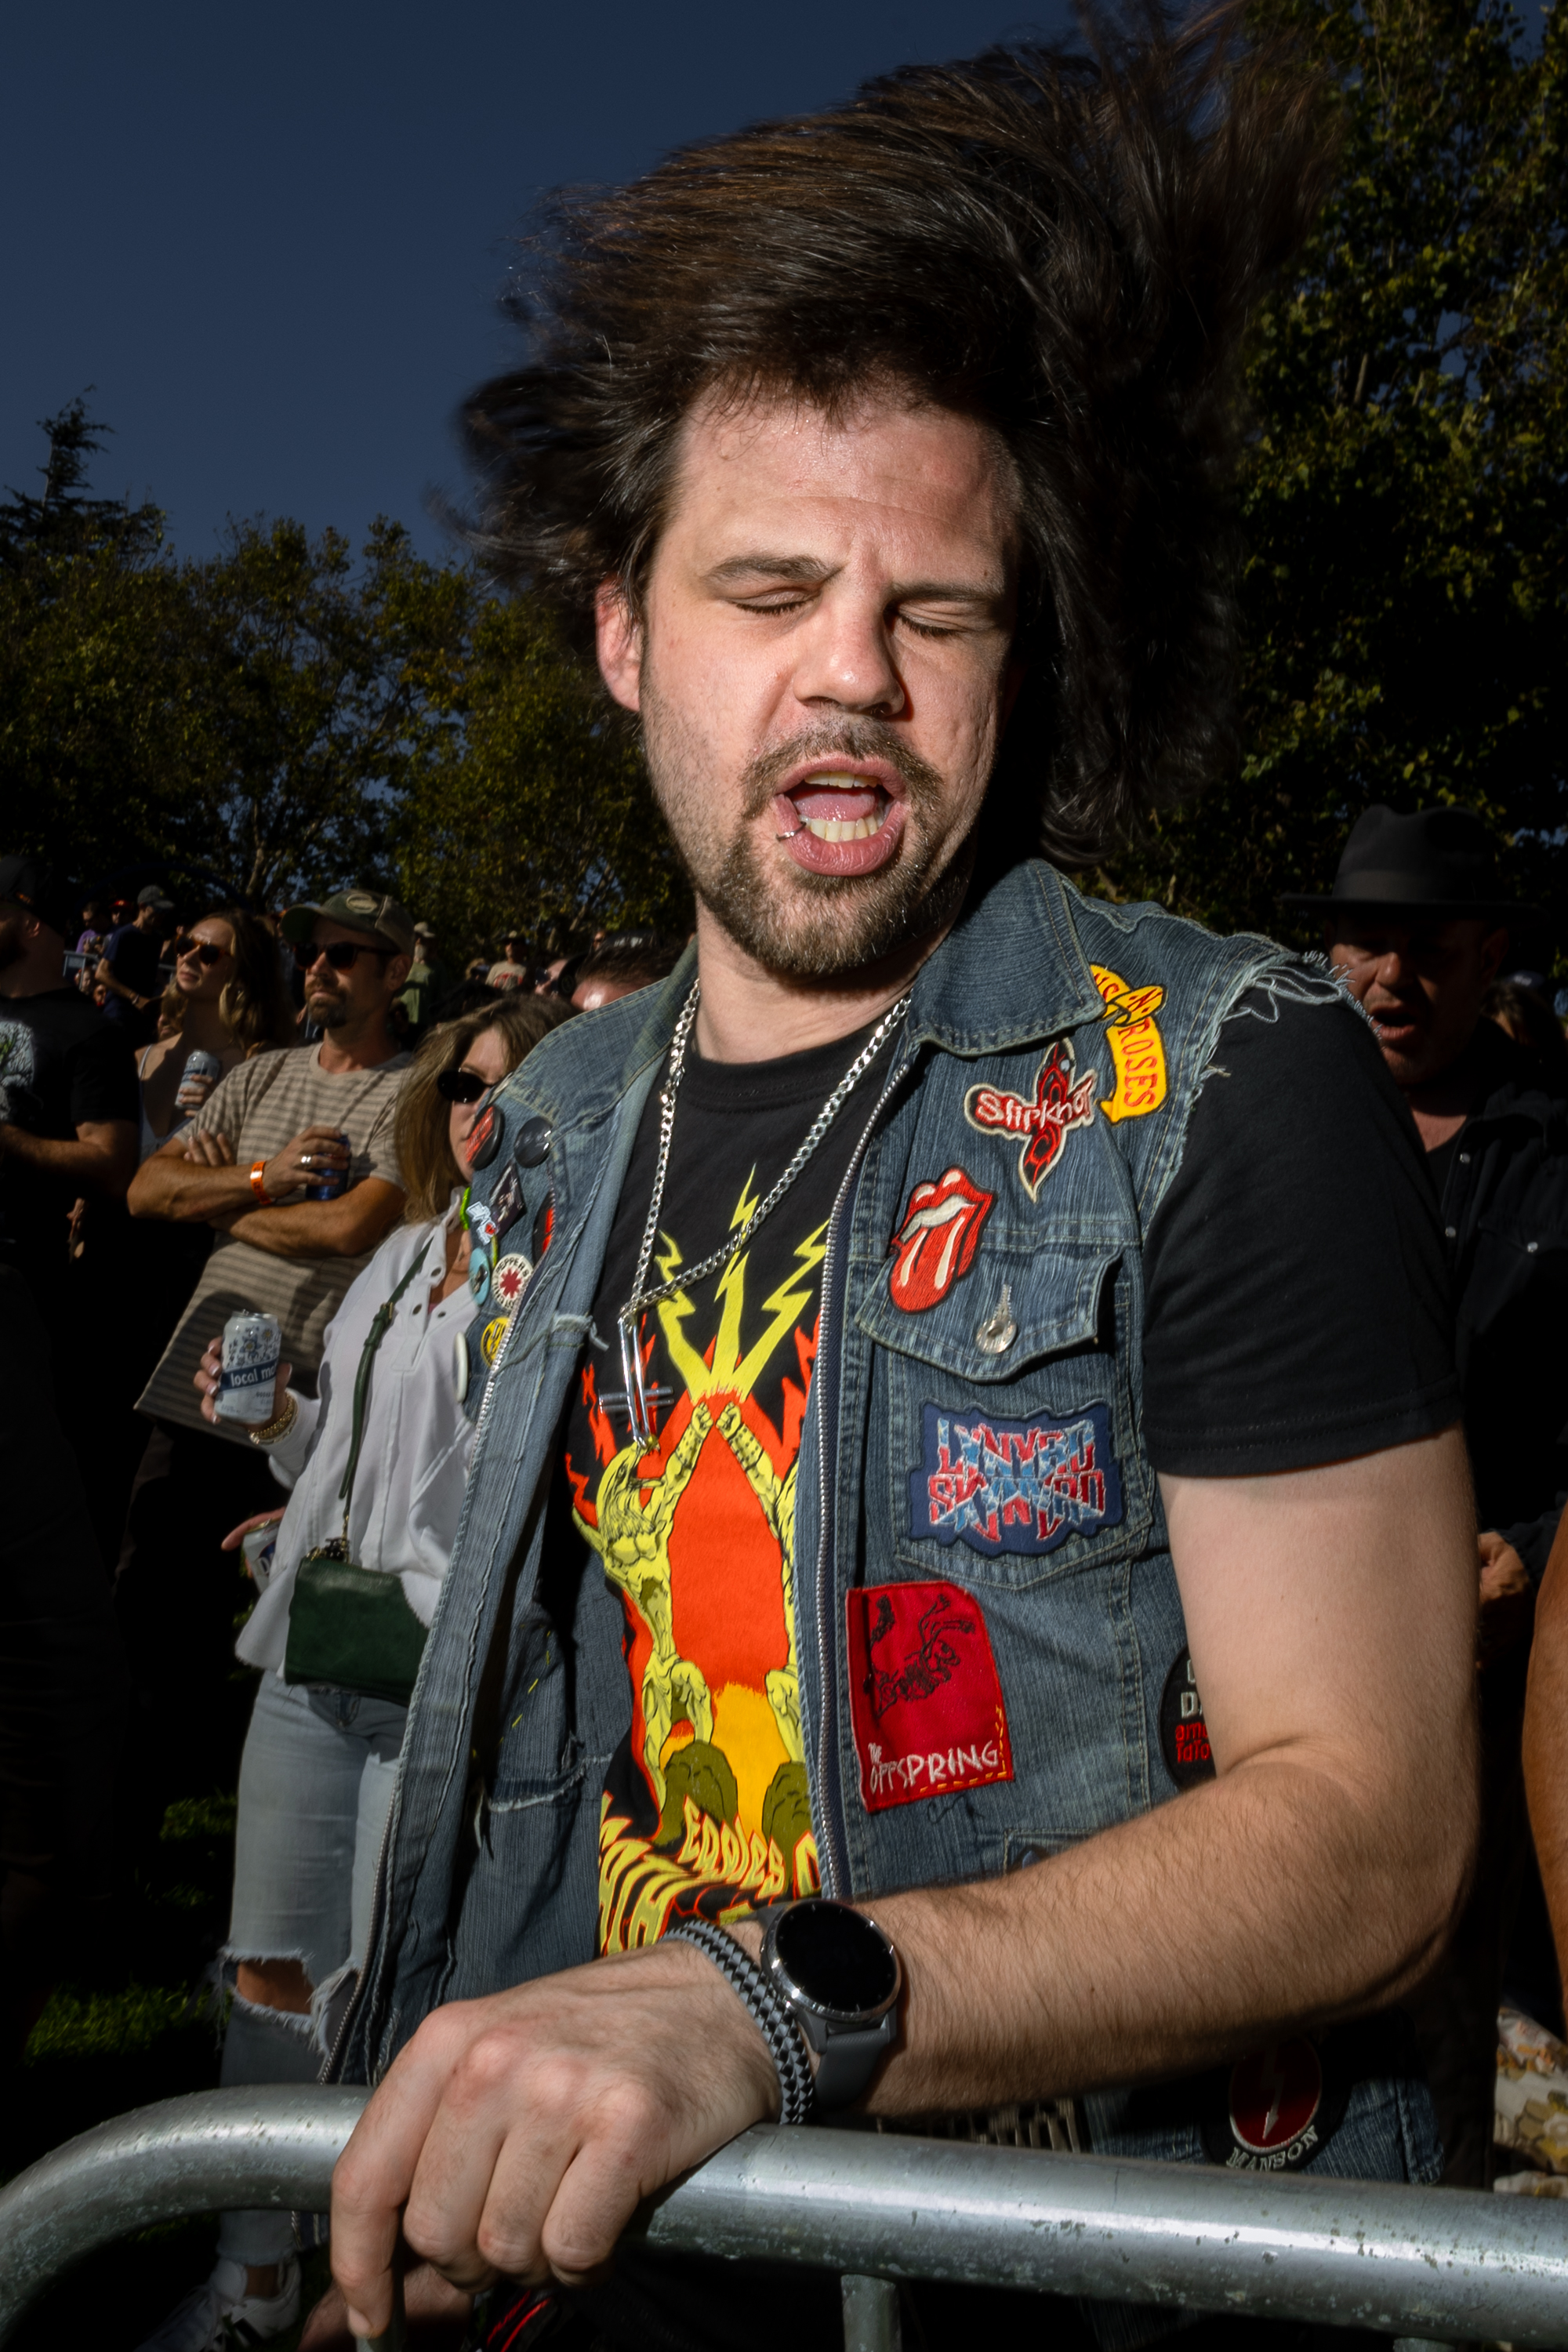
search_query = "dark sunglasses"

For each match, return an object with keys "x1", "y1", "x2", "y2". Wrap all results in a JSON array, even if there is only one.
[
  {"x1": 174, "y1": 935, "x2": 228, "y2": 967},
  {"x1": 292, "y1": 939, "x2": 387, "y2": 972},
  {"x1": 436, "y1": 1065, "x2": 491, "y2": 1105}
]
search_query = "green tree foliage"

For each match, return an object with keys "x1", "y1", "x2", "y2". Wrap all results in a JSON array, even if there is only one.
[
  {"x1": 396, "y1": 594, "x2": 691, "y2": 960},
  {"x1": 0, "y1": 395, "x2": 161, "y2": 564},
  {"x1": 1102, "y1": 0, "x2": 1566, "y2": 951}
]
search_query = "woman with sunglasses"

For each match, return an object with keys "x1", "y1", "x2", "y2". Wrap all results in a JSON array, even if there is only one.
[
  {"x1": 134, "y1": 991, "x2": 572, "y2": 2352},
  {"x1": 136, "y1": 909, "x2": 296, "y2": 1156}
]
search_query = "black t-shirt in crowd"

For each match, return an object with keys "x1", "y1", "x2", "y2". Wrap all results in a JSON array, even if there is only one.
[
  {"x1": 0, "y1": 986, "x2": 139, "y2": 1292},
  {"x1": 559, "y1": 982, "x2": 1456, "y2": 1961},
  {"x1": 100, "y1": 920, "x2": 162, "y2": 1037}
]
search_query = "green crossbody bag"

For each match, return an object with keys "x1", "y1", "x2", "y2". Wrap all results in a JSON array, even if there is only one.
[{"x1": 283, "y1": 1253, "x2": 430, "y2": 1708}]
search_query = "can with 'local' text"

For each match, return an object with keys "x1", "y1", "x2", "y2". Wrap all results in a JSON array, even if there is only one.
[{"x1": 216, "y1": 1308, "x2": 282, "y2": 1425}]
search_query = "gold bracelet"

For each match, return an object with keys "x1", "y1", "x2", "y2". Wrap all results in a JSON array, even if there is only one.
[{"x1": 247, "y1": 1392, "x2": 299, "y2": 1448}]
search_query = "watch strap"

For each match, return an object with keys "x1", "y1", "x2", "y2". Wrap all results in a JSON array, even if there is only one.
[
  {"x1": 812, "y1": 2013, "x2": 898, "y2": 2109},
  {"x1": 664, "y1": 1918, "x2": 815, "y2": 2124}
]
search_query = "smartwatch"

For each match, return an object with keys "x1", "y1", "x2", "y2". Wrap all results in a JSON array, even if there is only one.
[{"x1": 757, "y1": 1897, "x2": 902, "y2": 2108}]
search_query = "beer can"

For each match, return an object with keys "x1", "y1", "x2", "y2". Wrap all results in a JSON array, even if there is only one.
[
  {"x1": 241, "y1": 1524, "x2": 278, "y2": 1588},
  {"x1": 305, "y1": 1131, "x2": 348, "y2": 1200},
  {"x1": 175, "y1": 1048, "x2": 223, "y2": 1112},
  {"x1": 216, "y1": 1308, "x2": 282, "y2": 1425}
]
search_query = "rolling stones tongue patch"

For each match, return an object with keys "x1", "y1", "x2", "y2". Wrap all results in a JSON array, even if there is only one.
[
  {"x1": 964, "y1": 1038, "x2": 1098, "y2": 1199},
  {"x1": 911, "y1": 1403, "x2": 1123, "y2": 1557},
  {"x1": 889, "y1": 1167, "x2": 994, "y2": 1311},
  {"x1": 846, "y1": 1579, "x2": 1013, "y2": 1812}
]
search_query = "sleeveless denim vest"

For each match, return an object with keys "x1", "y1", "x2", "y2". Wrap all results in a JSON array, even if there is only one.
[{"x1": 345, "y1": 861, "x2": 1439, "y2": 2218}]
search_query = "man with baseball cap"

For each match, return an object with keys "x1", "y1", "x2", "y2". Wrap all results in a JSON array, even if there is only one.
[
  {"x1": 120, "y1": 889, "x2": 414, "y2": 1867},
  {"x1": 96, "y1": 881, "x2": 176, "y2": 1044},
  {"x1": 1287, "y1": 804, "x2": 1567, "y2": 2182}
]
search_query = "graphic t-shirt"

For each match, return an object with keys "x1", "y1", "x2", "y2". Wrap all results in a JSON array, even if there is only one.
[{"x1": 564, "y1": 1017, "x2": 895, "y2": 1955}]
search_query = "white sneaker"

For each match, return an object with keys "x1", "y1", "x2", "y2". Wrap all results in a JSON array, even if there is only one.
[{"x1": 134, "y1": 2256, "x2": 302, "y2": 2350}]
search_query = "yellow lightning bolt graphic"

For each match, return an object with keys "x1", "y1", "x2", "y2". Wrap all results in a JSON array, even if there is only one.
[{"x1": 652, "y1": 1174, "x2": 828, "y2": 1406}]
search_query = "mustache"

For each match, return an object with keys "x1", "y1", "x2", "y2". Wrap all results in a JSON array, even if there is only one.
[{"x1": 738, "y1": 721, "x2": 945, "y2": 820}]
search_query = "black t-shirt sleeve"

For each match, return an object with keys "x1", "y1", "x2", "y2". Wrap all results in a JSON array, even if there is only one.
[
  {"x1": 1141, "y1": 987, "x2": 1461, "y2": 1477},
  {"x1": 67, "y1": 1014, "x2": 140, "y2": 1129}
]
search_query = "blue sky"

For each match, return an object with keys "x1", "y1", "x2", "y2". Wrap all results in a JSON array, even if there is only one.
[{"x1": 2, "y1": 1, "x2": 1069, "y2": 566}]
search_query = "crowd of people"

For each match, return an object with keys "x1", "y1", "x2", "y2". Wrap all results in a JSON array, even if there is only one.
[{"x1": 3, "y1": 19, "x2": 1568, "y2": 2352}]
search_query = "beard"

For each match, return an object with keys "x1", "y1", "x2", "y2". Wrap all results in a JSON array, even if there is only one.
[
  {"x1": 306, "y1": 984, "x2": 350, "y2": 1029},
  {"x1": 641, "y1": 690, "x2": 977, "y2": 982}
]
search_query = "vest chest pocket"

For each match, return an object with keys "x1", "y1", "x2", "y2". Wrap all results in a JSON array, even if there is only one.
[{"x1": 857, "y1": 1234, "x2": 1152, "y2": 1591}]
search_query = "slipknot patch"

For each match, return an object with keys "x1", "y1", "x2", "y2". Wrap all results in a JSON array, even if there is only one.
[
  {"x1": 911, "y1": 1402, "x2": 1123, "y2": 1557},
  {"x1": 888, "y1": 1166, "x2": 994, "y2": 1312},
  {"x1": 846, "y1": 1580, "x2": 1013, "y2": 1813},
  {"x1": 964, "y1": 1039, "x2": 1098, "y2": 1198}
]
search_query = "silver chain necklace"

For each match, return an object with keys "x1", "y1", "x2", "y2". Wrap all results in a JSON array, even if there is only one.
[{"x1": 617, "y1": 978, "x2": 912, "y2": 1450}]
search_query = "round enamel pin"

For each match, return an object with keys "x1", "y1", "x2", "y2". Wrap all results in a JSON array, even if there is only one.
[
  {"x1": 468, "y1": 1253, "x2": 492, "y2": 1309},
  {"x1": 466, "y1": 1101, "x2": 502, "y2": 1171},
  {"x1": 492, "y1": 1253, "x2": 532, "y2": 1311},
  {"x1": 480, "y1": 1314, "x2": 510, "y2": 1366},
  {"x1": 453, "y1": 1329, "x2": 470, "y2": 1403}
]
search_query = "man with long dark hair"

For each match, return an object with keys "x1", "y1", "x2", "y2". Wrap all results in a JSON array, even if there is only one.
[{"x1": 326, "y1": 22, "x2": 1479, "y2": 2350}]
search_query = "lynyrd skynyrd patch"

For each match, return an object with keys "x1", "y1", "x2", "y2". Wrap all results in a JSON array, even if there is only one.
[
  {"x1": 1160, "y1": 1650, "x2": 1217, "y2": 1788},
  {"x1": 888, "y1": 1166, "x2": 994, "y2": 1312},
  {"x1": 846, "y1": 1579, "x2": 1013, "y2": 1812},
  {"x1": 910, "y1": 1403, "x2": 1124, "y2": 1557},
  {"x1": 1201, "y1": 2038, "x2": 1349, "y2": 2172},
  {"x1": 964, "y1": 1038, "x2": 1098, "y2": 1199}
]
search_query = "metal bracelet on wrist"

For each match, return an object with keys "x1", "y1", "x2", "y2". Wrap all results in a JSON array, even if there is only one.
[
  {"x1": 664, "y1": 1917, "x2": 816, "y2": 2125},
  {"x1": 247, "y1": 1392, "x2": 299, "y2": 1448}
]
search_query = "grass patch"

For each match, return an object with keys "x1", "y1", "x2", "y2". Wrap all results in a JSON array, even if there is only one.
[{"x1": 24, "y1": 1980, "x2": 205, "y2": 2066}]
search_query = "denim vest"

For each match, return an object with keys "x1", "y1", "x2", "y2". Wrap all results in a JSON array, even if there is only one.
[{"x1": 347, "y1": 861, "x2": 1439, "y2": 2206}]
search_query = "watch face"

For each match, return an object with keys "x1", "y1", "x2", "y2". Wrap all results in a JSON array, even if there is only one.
[{"x1": 772, "y1": 1900, "x2": 899, "y2": 2020}]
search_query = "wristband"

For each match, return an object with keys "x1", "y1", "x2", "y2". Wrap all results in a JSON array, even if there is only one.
[
  {"x1": 247, "y1": 1392, "x2": 299, "y2": 1448},
  {"x1": 250, "y1": 1159, "x2": 274, "y2": 1206},
  {"x1": 664, "y1": 1916, "x2": 815, "y2": 2124}
]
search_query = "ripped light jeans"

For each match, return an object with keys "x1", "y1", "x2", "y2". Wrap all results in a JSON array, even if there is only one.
[{"x1": 218, "y1": 1673, "x2": 406, "y2": 2267}]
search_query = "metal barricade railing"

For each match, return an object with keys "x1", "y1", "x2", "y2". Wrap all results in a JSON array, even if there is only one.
[{"x1": 2, "y1": 2088, "x2": 1566, "y2": 2351}]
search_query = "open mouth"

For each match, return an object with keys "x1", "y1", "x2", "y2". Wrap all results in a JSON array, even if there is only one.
[{"x1": 772, "y1": 771, "x2": 906, "y2": 876}]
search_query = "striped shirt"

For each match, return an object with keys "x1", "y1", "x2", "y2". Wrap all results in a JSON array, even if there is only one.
[{"x1": 136, "y1": 1041, "x2": 410, "y2": 1439}]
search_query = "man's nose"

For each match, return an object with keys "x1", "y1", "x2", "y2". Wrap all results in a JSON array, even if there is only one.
[{"x1": 791, "y1": 593, "x2": 907, "y2": 718}]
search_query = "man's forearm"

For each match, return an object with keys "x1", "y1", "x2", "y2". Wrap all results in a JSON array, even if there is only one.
[
  {"x1": 732, "y1": 1752, "x2": 1457, "y2": 2116},
  {"x1": 222, "y1": 1191, "x2": 402, "y2": 1261},
  {"x1": 128, "y1": 1155, "x2": 254, "y2": 1221},
  {"x1": 0, "y1": 1126, "x2": 130, "y2": 1196},
  {"x1": 1523, "y1": 1514, "x2": 1568, "y2": 1981}
]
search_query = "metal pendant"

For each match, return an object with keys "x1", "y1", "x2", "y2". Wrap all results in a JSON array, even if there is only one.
[{"x1": 975, "y1": 1282, "x2": 1018, "y2": 1356}]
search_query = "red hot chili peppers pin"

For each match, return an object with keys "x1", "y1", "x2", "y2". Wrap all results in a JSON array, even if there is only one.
[
  {"x1": 964, "y1": 1038, "x2": 1098, "y2": 1199},
  {"x1": 889, "y1": 1167, "x2": 994, "y2": 1312}
]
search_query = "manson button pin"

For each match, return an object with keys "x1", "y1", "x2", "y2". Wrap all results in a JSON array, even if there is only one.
[
  {"x1": 514, "y1": 1115, "x2": 552, "y2": 1168},
  {"x1": 975, "y1": 1281, "x2": 1017, "y2": 1356}
]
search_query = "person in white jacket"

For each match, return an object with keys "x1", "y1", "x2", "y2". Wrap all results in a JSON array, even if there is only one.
[{"x1": 136, "y1": 988, "x2": 571, "y2": 2352}]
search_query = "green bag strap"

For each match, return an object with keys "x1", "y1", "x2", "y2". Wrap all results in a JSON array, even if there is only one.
[{"x1": 337, "y1": 1247, "x2": 432, "y2": 1537}]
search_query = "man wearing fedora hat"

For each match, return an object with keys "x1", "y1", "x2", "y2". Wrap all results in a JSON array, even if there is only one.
[{"x1": 1288, "y1": 803, "x2": 1568, "y2": 2183}]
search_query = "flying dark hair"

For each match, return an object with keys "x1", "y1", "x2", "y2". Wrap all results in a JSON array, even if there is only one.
[{"x1": 462, "y1": 5, "x2": 1333, "y2": 862}]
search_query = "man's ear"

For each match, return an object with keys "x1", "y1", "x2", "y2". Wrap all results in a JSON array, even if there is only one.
[
  {"x1": 596, "y1": 578, "x2": 643, "y2": 714},
  {"x1": 386, "y1": 953, "x2": 413, "y2": 994}
]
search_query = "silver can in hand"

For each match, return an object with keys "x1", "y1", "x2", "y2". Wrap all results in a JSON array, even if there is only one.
[
  {"x1": 241, "y1": 1524, "x2": 278, "y2": 1588},
  {"x1": 216, "y1": 1308, "x2": 282, "y2": 1425},
  {"x1": 175, "y1": 1048, "x2": 223, "y2": 1113}
]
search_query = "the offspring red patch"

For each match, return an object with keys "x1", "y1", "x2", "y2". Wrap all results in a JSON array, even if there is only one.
[
  {"x1": 964, "y1": 1039, "x2": 1098, "y2": 1199},
  {"x1": 846, "y1": 1580, "x2": 1013, "y2": 1813},
  {"x1": 888, "y1": 1167, "x2": 994, "y2": 1311}
]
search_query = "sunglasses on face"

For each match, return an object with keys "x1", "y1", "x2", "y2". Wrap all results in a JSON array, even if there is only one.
[
  {"x1": 293, "y1": 940, "x2": 387, "y2": 973},
  {"x1": 436, "y1": 1065, "x2": 491, "y2": 1105},
  {"x1": 174, "y1": 936, "x2": 228, "y2": 967}
]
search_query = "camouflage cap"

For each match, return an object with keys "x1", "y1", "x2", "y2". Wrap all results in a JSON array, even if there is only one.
[{"x1": 281, "y1": 888, "x2": 416, "y2": 959}]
